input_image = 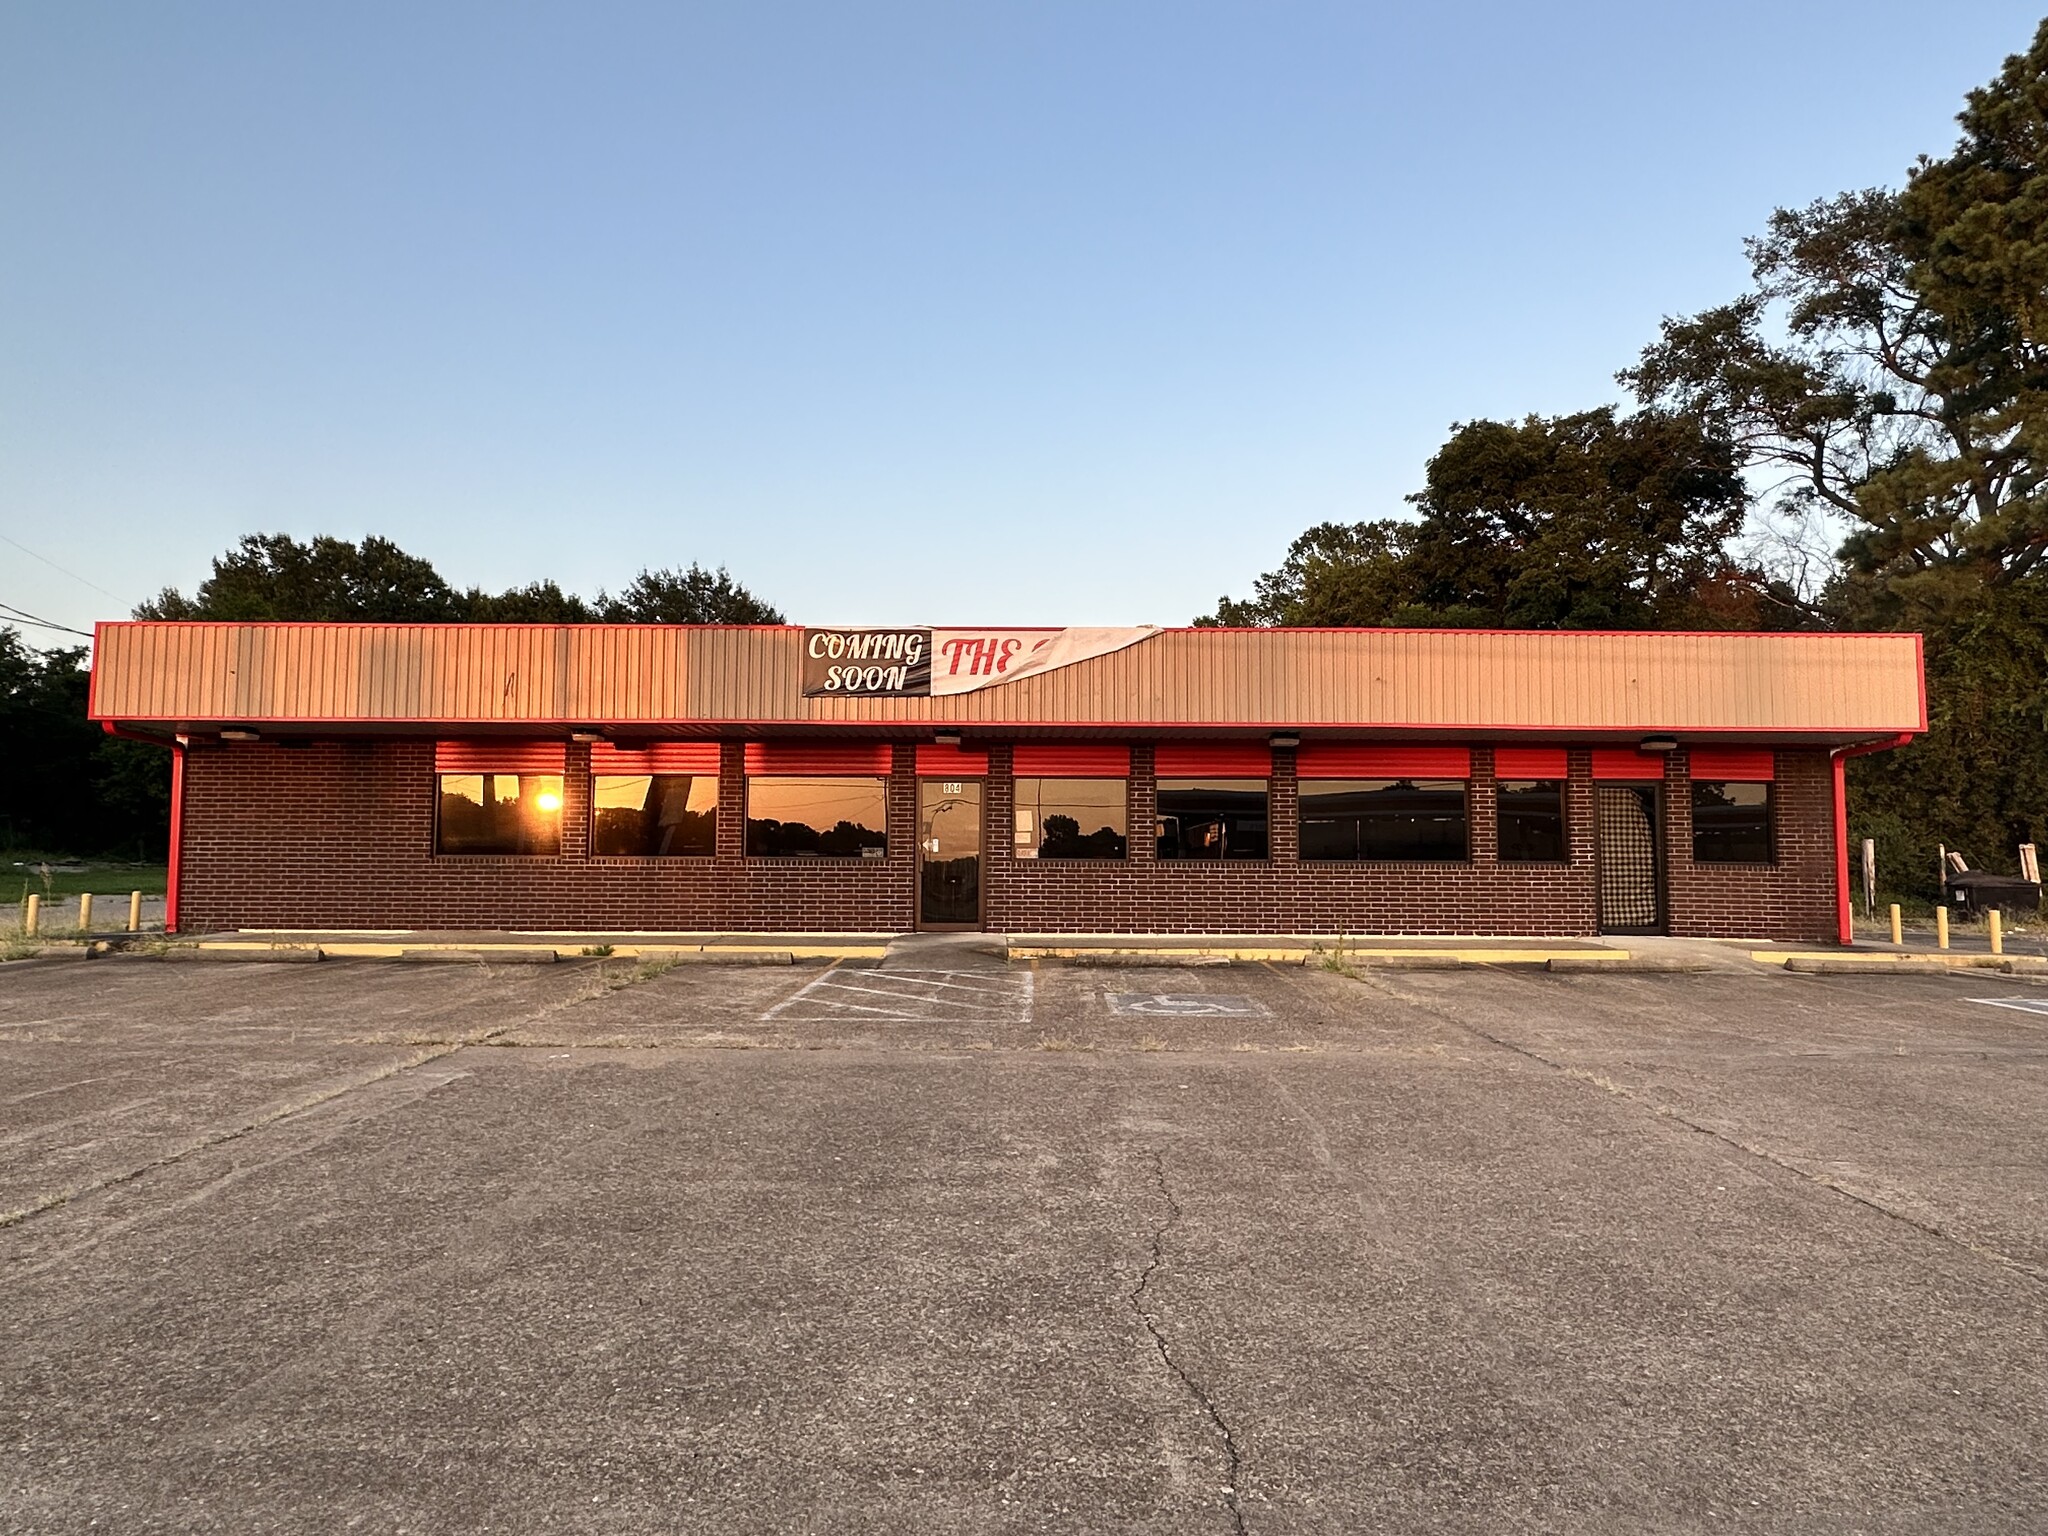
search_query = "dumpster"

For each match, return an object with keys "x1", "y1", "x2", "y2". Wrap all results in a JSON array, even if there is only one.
[{"x1": 1947, "y1": 871, "x2": 2042, "y2": 917}]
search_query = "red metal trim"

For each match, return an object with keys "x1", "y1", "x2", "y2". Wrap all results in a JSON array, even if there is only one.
[
  {"x1": 589, "y1": 741, "x2": 721, "y2": 775},
  {"x1": 168, "y1": 745, "x2": 182, "y2": 935},
  {"x1": 1833, "y1": 752, "x2": 1851, "y2": 944},
  {"x1": 914, "y1": 743, "x2": 991, "y2": 776},
  {"x1": 743, "y1": 742, "x2": 895, "y2": 775},
  {"x1": 87, "y1": 618, "x2": 1925, "y2": 640},
  {"x1": 1012, "y1": 744, "x2": 1132, "y2": 777},
  {"x1": 433, "y1": 740, "x2": 569, "y2": 774},
  {"x1": 1296, "y1": 745, "x2": 1471, "y2": 778},
  {"x1": 87, "y1": 713, "x2": 1928, "y2": 741},
  {"x1": 1915, "y1": 633, "x2": 1929, "y2": 730},
  {"x1": 1590, "y1": 749, "x2": 1668, "y2": 781},
  {"x1": 1493, "y1": 747, "x2": 1568, "y2": 779},
  {"x1": 1154, "y1": 743, "x2": 1274, "y2": 777},
  {"x1": 1687, "y1": 748, "x2": 1776, "y2": 782}
]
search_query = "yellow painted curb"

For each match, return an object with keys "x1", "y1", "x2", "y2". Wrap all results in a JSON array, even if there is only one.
[
  {"x1": 197, "y1": 939, "x2": 891, "y2": 962},
  {"x1": 1012, "y1": 945, "x2": 1625, "y2": 965}
]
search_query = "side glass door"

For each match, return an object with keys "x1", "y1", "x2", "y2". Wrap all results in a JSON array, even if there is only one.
[{"x1": 918, "y1": 779, "x2": 984, "y2": 928}]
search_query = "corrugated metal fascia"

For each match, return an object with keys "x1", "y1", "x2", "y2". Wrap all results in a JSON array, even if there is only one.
[{"x1": 83, "y1": 621, "x2": 1928, "y2": 732}]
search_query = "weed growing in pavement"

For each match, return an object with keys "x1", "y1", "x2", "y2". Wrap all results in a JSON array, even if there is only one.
[
  {"x1": 576, "y1": 952, "x2": 683, "y2": 1001},
  {"x1": 580, "y1": 944, "x2": 615, "y2": 957},
  {"x1": 1, "y1": 935, "x2": 38, "y2": 963},
  {"x1": 1313, "y1": 934, "x2": 1359, "y2": 976},
  {"x1": 1135, "y1": 1035, "x2": 1169, "y2": 1052}
]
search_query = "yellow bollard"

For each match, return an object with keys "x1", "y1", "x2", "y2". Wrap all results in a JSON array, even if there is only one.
[
  {"x1": 1889, "y1": 903, "x2": 1902, "y2": 946},
  {"x1": 1990, "y1": 909, "x2": 2004, "y2": 956},
  {"x1": 23, "y1": 893, "x2": 38, "y2": 936},
  {"x1": 1936, "y1": 905, "x2": 1950, "y2": 950},
  {"x1": 77, "y1": 892, "x2": 92, "y2": 933},
  {"x1": 128, "y1": 890, "x2": 142, "y2": 932}
]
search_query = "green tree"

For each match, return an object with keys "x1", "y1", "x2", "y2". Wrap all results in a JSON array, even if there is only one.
[
  {"x1": 1621, "y1": 20, "x2": 2048, "y2": 891},
  {"x1": 138, "y1": 534, "x2": 463, "y2": 621},
  {"x1": 0, "y1": 631, "x2": 167, "y2": 858},
  {"x1": 1204, "y1": 409, "x2": 1788, "y2": 630},
  {"x1": 598, "y1": 565, "x2": 784, "y2": 624},
  {"x1": 462, "y1": 581, "x2": 601, "y2": 623},
  {"x1": 143, "y1": 534, "x2": 784, "y2": 626}
]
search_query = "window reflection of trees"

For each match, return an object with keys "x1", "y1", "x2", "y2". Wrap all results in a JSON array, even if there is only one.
[
  {"x1": 436, "y1": 773, "x2": 563, "y2": 856},
  {"x1": 1692, "y1": 781, "x2": 1773, "y2": 863},
  {"x1": 1299, "y1": 779, "x2": 1468, "y2": 862},
  {"x1": 1497, "y1": 780, "x2": 1566, "y2": 863},
  {"x1": 592, "y1": 774, "x2": 717, "y2": 857},
  {"x1": 1014, "y1": 778, "x2": 1127, "y2": 860},
  {"x1": 746, "y1": 777, "x2": 889, "y2": 857},
  {"x1": 1156, "y1": 779, "x2": 1268, "y2": 860}
]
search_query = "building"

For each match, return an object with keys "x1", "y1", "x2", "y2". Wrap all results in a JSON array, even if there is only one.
[{"x1": 89, "y1": 621, "x2": 1925, "y2": 943}]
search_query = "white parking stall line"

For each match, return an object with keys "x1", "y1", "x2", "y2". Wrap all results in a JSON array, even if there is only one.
[
  {"x1": 763, "y1": 968, "x2": 1034, "y2": 1024},
  {"x1": 1966, "y1": 997, "x2": 2048, "y2": 1016},
  {"x1": 810, "y1": 983, "x2": 1022, "y2": 1014}
]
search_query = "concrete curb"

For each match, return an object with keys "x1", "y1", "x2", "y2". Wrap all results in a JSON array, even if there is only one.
[
  {"x1": 1022, "y1": 951, "x2": 1239, "y2": 968},
  {"x1": 1784, "y1": 955, "x2": 2048, "y2": 976},
  {"x1": 159, "y1": 945, "x2": 324, "y2": 963},
  {"x1": 1547, "y1": 957, "x2": 1715, "y2": 974},
  {"x1": 1349, "y1": 955, "x2": 1469, "y2": 971},
  {"x1": 397, "y1": 948, "x2": 557, "y2": 965}
]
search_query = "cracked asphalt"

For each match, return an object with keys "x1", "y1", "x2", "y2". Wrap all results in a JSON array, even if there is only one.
[{"x1": 2, "y1": 947, "x2": 2046, "y2": 1532}]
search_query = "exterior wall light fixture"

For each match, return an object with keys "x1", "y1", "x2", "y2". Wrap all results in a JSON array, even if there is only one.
[
  {"x1": 1269, "y1": 732, "x2": 1301, "y2": 749},
  {"x1": 1640, "y1": 735, "x2": 1679, "y2": 753},
  {"x1": 569, "y1": 728, "x2": 605, "y2": 743},
  {"x1": 219, "y1": 728, "x2": 261, "y2": 743},
  {"x1": 934, "y1": 731, "x2": 963, "y2": 746}
]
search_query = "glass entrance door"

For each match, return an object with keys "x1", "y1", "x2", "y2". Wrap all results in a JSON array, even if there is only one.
[
  {"x1": 1596, "y1": 784, "x2": 1664, "y2": 933},
  {"x1": 918, "y1": 779, "x2": 984, "y2": 928}
]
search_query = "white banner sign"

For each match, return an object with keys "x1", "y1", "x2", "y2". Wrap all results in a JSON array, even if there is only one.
[
  {"x1": 928, "y1": 628, "x2": 1157, "y2": 695},
  {"x1": 800, "y1": 626, "x2": 1157, "y2": 697}
]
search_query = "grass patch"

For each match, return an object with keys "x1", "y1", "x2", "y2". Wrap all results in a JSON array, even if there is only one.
[
  {"x1": 580, "y1": 943, "x2": 616, "y2": 957},
  {"x1": 577, "y1": 953, "x2": 683, "y2": 1000},
  {"x1": 8, "y1": 863, "x2": 167, "y2": 902}
]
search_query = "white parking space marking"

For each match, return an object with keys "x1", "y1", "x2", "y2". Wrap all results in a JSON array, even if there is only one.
[
  {"x1": 763, "y1": 968, "x2": 1034, "y2": 1024},
  {"x1": 1106, "y1": 993, "x2": 1269, "y2": 1017},
  {"x1": 1966, "y1": 997, "x2": 2048, "y2": 1016}
]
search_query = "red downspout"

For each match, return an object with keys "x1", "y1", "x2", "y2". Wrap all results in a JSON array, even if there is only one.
[
  {"x1": 101, "y1": 722, "x2": 184, "y2": 935},
  {"x1": 1832, "y1": 734, "x2": 1917, "y2": 945}
]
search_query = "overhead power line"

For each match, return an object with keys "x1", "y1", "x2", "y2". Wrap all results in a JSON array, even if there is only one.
[
  {"x1": 0, "y1": 599, "x2": 93, "y2": 639},
  {"x1": 0, "y1": 532, "x2": 123, "y2": 601}
]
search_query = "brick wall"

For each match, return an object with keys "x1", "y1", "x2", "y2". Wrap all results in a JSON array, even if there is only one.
[{"x1": 174, "y1": 738, "x2": 1841, "y2": 941}]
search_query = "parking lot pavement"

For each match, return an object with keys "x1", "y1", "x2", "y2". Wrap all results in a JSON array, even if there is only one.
[
  {"x1": 0, "y1": 958, "x2": 595, "y2": 1224},
  {"x1": 1369, "y1": 963, "x2": 2048, "y2": 1275},
  {"x1": 2, "y1": 959, "x2": 2046, "y2": 1532}
]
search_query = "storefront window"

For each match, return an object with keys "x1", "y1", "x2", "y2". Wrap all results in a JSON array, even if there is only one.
[
  {"x1": 1692, "y1": 781, "x2": 1773, "y2": 863},
  {"x1": 1497, "y1": 780, "x2": 1566, "y2": 863},
  {"x1": 1014, "y1": 778, "x2": 1127, "y2": 859},
  {"x1": 1157, "y1": 779, "x2": 1268, "y2": 860},
  {"x1": 746, "y1": 777, "x2": 889, "y2": 858},
  {"x1": 593, "y1": 774, "x2": 717, "y2": 857},
  {"x1": 1299, "y1": 779, "x2": 1468, "y2": 862},
  {"x1": 437, "y1": 773, "x2": 563, "y2": 856}
]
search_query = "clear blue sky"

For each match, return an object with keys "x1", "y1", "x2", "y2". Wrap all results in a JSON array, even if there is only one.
[{"x1": 3, "y1": 2, "x2": 2042, "y2": 640}]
